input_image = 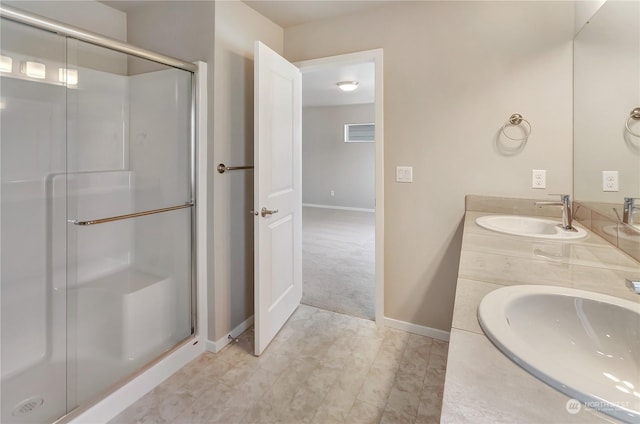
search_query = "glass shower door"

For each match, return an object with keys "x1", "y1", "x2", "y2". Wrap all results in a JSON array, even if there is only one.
[
  {"x1": 1, "y1": 14, "x2": 195, "y2": 422},
  {"x1": 64, "y1": 40, "x2": 194, "y2": 408},
  {"x1": 0, "y1": 19, "x2": 68, "y2": 424}
]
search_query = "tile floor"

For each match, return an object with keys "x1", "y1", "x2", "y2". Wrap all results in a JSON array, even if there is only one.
[{"x1": 110, "y1": 305, "x2": 448, "y2": 424}]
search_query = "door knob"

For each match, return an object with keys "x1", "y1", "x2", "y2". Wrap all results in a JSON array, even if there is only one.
[{"x1": 261, "y1": 207, "x2": 279, "y2": 217}]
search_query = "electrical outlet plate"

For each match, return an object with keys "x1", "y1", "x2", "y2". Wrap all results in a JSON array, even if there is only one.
[
  {"x1": 602, "y1": 171, "x2": 619, "y2": 192},
  {"x1": 532, "y1": 169, "x2": 546, "y2": 189},
  {"x1": 396, "y1": 166, "x2": 413, "y2": 183}
]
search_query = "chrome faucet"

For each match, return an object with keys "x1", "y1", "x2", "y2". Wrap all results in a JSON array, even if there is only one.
[
  {"x1": 626, "y1": 279, "x2": 640, "y2": 295},
  {"x1": 623, "y1": 197, "x2": 639, "y2": 226},
  {"x1": 535, "y1": 194, "x2": 576, "y2": 231}
]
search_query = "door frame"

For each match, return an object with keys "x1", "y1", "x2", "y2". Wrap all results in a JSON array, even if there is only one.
[{"x1": 295, "y1": 49, "x2": 384, "y2": 325}]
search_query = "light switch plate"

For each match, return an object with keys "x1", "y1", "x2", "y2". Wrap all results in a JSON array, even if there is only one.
[
  {"x1": 602, "y1": 171, "x2": 619, "y2": 192},
  {"x1": 396, "y1": 166, "x2": 413, "y2": 183},
  {"x1": 532, "y1": 169, "x2": 546, "y2": 189}
]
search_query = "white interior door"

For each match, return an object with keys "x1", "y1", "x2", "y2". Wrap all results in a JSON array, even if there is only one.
[{"x1": 254, "y1": 41, "x2": 302, "y2": 356}]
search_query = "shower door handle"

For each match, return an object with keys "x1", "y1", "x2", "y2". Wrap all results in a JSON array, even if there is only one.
[
  {"x1": 260, "y1": 207, "x2": 278, "y2": 217},
  {"x1": 70, "y1": 202, "x2": 194, "y2": 226}
]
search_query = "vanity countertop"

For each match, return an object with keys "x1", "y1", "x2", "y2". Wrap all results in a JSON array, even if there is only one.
[{"x1": 441, "y1": 210, "x2": 640, "y2": 424}]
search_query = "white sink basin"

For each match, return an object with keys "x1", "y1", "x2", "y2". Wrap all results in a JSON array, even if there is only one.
[
  {"x1": 478, "y1": 285, "x2": 640, "y2": 423},
  {"x1": 476, "y1": 215, "x2": 587, "y2": 240}
]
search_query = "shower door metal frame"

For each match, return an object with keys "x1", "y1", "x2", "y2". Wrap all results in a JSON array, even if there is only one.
[
  {"x1": 0, "y1": 5, "x2": 197, "y2": 72},
  {"x1": 0, "y1": 4, "x2": 199, "y2": 422}
]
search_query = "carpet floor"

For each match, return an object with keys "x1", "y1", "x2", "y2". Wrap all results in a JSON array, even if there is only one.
[{"x1": 302, "y1": 206, "x2": 375, "y2": 320}]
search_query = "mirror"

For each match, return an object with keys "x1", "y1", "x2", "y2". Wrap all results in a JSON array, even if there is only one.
[{"x1": 573, "y1": 0, "x2": 640, "y2": 223}]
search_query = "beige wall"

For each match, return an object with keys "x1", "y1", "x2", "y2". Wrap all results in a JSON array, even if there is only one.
[
  {"x1": 125, "y1": 2, "x2": 215, "y2": 73},
  {"x1": 285, "y1": 1, "x2": 575, "y2": 331},
  {"x1": 303, "y1": 104, "x2": 375, "y2": 209},
  {"x1": 575, "y1": 0, "x2": 606, "y2": 34},
  {"x1": 3, "y1": 0, "x2": 126, "y2": 41},
  {"x1": 213, "y1": 0, "x2": 283, "y2": 341}
]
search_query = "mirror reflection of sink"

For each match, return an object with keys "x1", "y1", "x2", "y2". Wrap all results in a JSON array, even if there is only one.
[
  {"x1": 475, "y1": 215, "x2": 587, "y2": 240},
  {"x1": 478, "y1": 285, "x2": 640, "y2": 423}
]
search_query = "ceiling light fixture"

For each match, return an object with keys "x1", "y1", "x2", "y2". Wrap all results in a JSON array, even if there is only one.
[{"x1": 337, "y1": 81, "x2": 359, "y2": 92}]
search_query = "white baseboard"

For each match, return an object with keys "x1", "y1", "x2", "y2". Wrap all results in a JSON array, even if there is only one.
[
  {"x1": 384, "y1": 317, "x2": 450, "y2": 341},
  {"x1": 207, "y1": 315, "x2": 255, "y2": 353},
  {"x1": 303, "y1": 203, "x2": 375, "y2": 213}
]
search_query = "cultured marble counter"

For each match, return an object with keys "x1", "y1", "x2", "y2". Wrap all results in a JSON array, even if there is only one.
[{"x1": 441, "y1": 207, "x2": 640, "y2": 424}]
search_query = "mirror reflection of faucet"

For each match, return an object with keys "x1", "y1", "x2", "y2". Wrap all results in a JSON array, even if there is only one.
[
  {"x1": 534, "y1": 194, "x2": 577, "y2": 232},
  {"x1": 623, "y1": 197, "x2": 640, "y2": 227},
  {"x1": 612, "y1": 198, "x2": 640, "y2": 234}
]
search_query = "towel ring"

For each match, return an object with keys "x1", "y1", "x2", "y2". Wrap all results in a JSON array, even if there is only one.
[
  {"x1": 625, "y1": 107, "x2": 640, "y2": 137},
  {"x1": 501, "y1": 113, "x2": 531, "y2": 141}
]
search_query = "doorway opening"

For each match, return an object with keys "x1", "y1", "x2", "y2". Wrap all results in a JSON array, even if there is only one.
[{"x1": 296, "y1": 50, "x2": 384, "y2": 323}]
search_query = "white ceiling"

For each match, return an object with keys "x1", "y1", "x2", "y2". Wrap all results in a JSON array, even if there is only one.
[
  {"x1": 243, "y1": 0, "x2": 394, "y2": 28},
  {"x1": 302, "y1": 61, "x2": 374, "y2": 107},
  {"x1": 102, "y1": 0, "x2": 394, "y2": 25},
  {"x1": 100, "y1": 0, "x2": 376, "y2": 107}
]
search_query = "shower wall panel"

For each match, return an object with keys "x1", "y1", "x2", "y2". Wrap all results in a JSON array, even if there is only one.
[{"x1": 66, "y1": 68, "x2": 129, "y2": 174}]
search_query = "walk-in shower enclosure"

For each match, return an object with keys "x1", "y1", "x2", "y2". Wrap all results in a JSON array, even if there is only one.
[{"x1": 1, "y1": 9, "x2": 196, "y2": 423}]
